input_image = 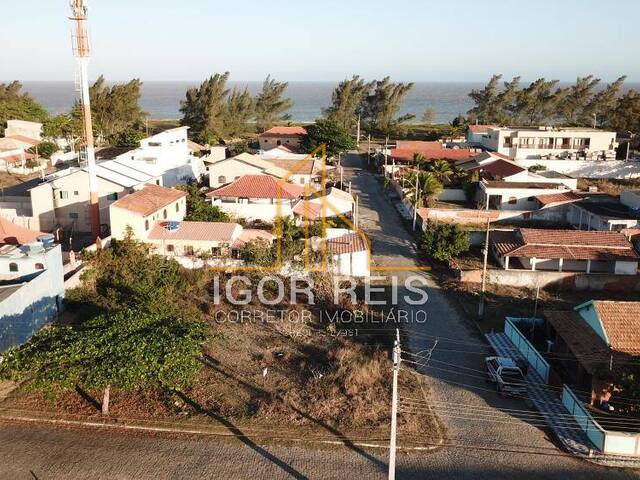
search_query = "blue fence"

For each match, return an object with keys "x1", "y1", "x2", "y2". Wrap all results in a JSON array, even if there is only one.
[
  {"x1": 504, "y1": 317, "x2": 550, "y2": 383},
  {"x1": 562, "y1": 385, "x2": 606, "y2": 451}
]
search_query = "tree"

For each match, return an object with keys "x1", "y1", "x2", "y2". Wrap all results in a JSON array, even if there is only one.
[
  {"x1": 556, "y1": 75, "x2": 601, "y2": 124},
  {"x1": 0, "y1": 308, "x2": 208, "y2": 414},
  {"x1": 177, "y1": 181, "x2": 231, "y2": 222},
  {"x1": 300, "y1": 118, "x2": 356, "y2": 157},
  {"x1": 43, "y1": 114, "x2": 82, "y2": 150},
  {"x1": 77, "y1": 76, "x2": 144, "y2": 142},
  {"x1": 421, "y1": 107, "x2": 436, "y2": 125},
  {"x1": 180, "y1": 73, "x2": 231, "y2": 144},
  {"x1": 240, "y1": 239, "x2": 275, "y2": 266},
  {"x1": 114, "y1": 127, "x2": 145, "y2": 147},
  {"x1": 609, "y1": 90, "x2": 640, "y2": 135},
  {"x1": 419, "y1": 223, "x2": 470, "y2": 262},
  {"x1": 0, "y1": 81, "x2": 48, "y2": 136},
  {"x1": 363, "y1": 77, "x2": 414, "y2": 135},
  {"x1": 324, "y1": 75, "x2": 373, "y2": 130},
  {"x1": 30, "y1": 141, "x2": 57, "y2": 158},
  {"x1": 467, "y1": 74, "x2": 503, "y2": 124},
  {"x1": 221, "y1": 87, "x2": 255, "y2": 138},
  {"x1": 404, "y1": 170, "x2": 443, "y2": 207},
  {"x1": 511, "y1": 78, "x2": 559, "y2": 125},
  {"x1": 255, "y1": 75, "x2": 293, "y2": 132},
  {"x1": 586, "y1": 76, "x2": 627, "y2": 127},
  {"x1": 428, "y1": 159, "x2": 454, "y2": 185}
]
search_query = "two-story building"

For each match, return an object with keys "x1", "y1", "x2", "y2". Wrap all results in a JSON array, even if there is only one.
[{"x1": 258, "y1": 126, "x2": 307, "y2": 151}]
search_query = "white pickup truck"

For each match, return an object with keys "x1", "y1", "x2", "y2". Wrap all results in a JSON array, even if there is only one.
[{"x1": 485, "y1": 356, "x2": 527, "y2": 397}]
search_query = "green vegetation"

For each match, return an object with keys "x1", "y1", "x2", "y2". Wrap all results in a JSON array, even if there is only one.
[
  {"x1": 0, "y1": 234, "x2": 210, "y2": 414},
  {"x1": 43, "y1": 114, "x2": 82, "y2": 149},
  {"x1": 0, "y1": 81, "x2": 48, "y2": 136},
  {"x1": 300, "y1": 118, "x2": 356, "y2": 157},
  {"x1": 114, "y1": 127, "x2": 146, "y2": 147},
  {"x1": 323, "y1": 75, "x2": 373, "y2": 130},
  {"x1": 254, "y1": 75, "x2": 293, "y2": 132},
  {"x1": 177, "y1": 181, "x2": 230, "y2": 222},
  {"x1": 403, "y1": 169, "x2": 444, "y2": 207},
  {"x1": 419, "y1": 222, "x2": 470, "y2": 262},
  {"x1": 467, "y1": 74, "x2": 637, "y2": 133},
  {"x1": 30, "y1": 141, "x2": 57, "y2": 158}
]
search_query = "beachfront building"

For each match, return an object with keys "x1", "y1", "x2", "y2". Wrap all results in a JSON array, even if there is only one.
[
  {"x1": 207, "y1": 175, "x2": 305, "y2": 222},
  {"x1": 490, "y1": 228, "x2": 639, "y2": 274},
  {"x1": 466, "y1": 125, "x2": 497, "y2": 145},
  {"x1": 478, "y1": 126, "x2": 618, "y2": 161},
  {"x1": 388, "y1": 140, "x2": 478, "y2": 164},
  {"x1": 0, "y1": 219, "x2": 64, "y2": 352},
  {"x1": 258, "y1": 126, "x2": 307, "y2": 151}
]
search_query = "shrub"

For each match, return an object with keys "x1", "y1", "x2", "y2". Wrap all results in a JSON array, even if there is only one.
[{"x1": 419, "y1": 222, "x2": 470, "y2": 262}]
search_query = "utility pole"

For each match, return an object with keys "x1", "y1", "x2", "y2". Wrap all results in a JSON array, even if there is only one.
[
  {"x1": 478, "y1": 218, "x2": 491, "y2": 318},
  {"x1": 367, "y1": 134, "x2": 371, "y2": 163},
  {"x1": 356, "y1": 113, "x2": 361, "y2": 148},
  {"x1": 388, "y1": 328, "x2": 401, "y2": 480},
  {"x1": 412, "y1": 166, "x2": 420, "y2": 230},
  {"x1": 69, "y1": 0, "x2": 100, "y2": 239},
  {"x1": 626, "y1": 140, "x2": 631, "y2": 161}
]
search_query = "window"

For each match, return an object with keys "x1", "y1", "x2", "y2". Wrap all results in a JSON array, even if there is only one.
[
  {"x1": 277, "y1": 140, "x2": 282, "y2": 146},
  {"x1": 73, "y1": 191, "x2": 79, "y2": 196},
  {"x1": 184, "y1": 245, "x2": 194, "y2": 256},
  {"x1": 107, "y1": 192, "x2": 118, "y2": 201},
  {"x1": 299, "y1": 178, "x2": 305, "y2": 184},
  {"x1": 527, "y1": 196, "x2": 535, "y2": 201},
  {"x1": 234, "y1": 176, "x2": 240, "y2": 181},
  {"x1": 155, "y1": 179, "x2": 160, "y2": 186},
  {"x1": 35, "y1": 263, "x2": 44, "y2": 270},
  {"x1": 508, "y1": 197, "x2": 517, "y2": 205},
  {"x1": 211, "y1": 247, "x2": 221, "y2": 257},
  {"x1": 166, "y1": 244, "x2": 175, "y2": 253},
  {"x1": 163, "y1": 209, "x2": 167, "y2": 219},
  {"x1": 149, "y1": 142, "x2": 162, "y2": 147},
  {"x1": 9, "y1": 262, "x2": 18, "y2": 273},
  {"x1": 69, "y1": 212, "x2": 79, "y2": 219},
  {"x1": 145, "y1": 219, "x2": 149, "y2": 231},
  {"x1": 175, "y1": 202, "x2": 180, "y2": 212},
  {"x1": 218, "y1": 176, "x2": 226, "y2": 184},
  {"x1": 59, "y1": 191, "x2": 68, "y2": 200}
]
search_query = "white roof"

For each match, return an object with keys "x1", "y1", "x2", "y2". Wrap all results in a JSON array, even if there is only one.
[
  {"x1": 80, "y1": 159, "x2": 157, "y2": 187},
  {"x1": 218, "y1": 153, "x2": 290, "y2": 179}
]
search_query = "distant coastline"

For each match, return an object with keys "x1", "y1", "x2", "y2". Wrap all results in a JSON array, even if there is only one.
[{"x1": 16, "y1": 80, "x2": 640, "y2": 124}]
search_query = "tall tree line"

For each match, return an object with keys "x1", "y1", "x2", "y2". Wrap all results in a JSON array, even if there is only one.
[
  {"x1": 179, "y1": 73, "x2": 293, "y2": 144},
  {"x1": 323, "y1": 75, "x2": 415, "y2": 136},
  {"x1": 467, "y1": 74, "x2": 638, "y2": 132}
]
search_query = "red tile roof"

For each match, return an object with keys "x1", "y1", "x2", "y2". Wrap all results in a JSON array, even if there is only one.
[
  {"x1": 491, "y1": 228, "x2": 639, "y2": 261},
  {"x1": 263, "y1": 158, "x2": 317, "y2": 175},
  {"x1": 231, "y1": 229, "x2": 276, "y2": 249},
  {"x1": 469, "y1": 159, "x2": 526, "y2": 180},
  {"x1": 395, "y1": 141, "x2": 442, "y2": 149},
  {"x1": 592, "y1": 301, "x2": 640, "y2": 355},
  {"x1": 326, "y1": 233, "x2": 369, "y2": 254},
  {"x1": 535, "y1": 191, "x2": 582, "y2": 206},
  {"x1": 390, "y1": 147, "x2": 476, "y2": 162},
  {"x1": 1, "y1": 153, "x2": 36, "y2": 164},
  {"x1": 207, "y1": 175, "x2": 304, "y2": 200},
  {"x1": 292, "y1": 200, "x2": 324, "y2": 220},
  {"x1": 0, "y1": 217, "x2": 45, "y2": 245},
  {"x1": 148, "y1": 221, "x2": 240, "y2": 242},
  {"x1": 111, "y1": 184, "x2": 187, "y2": 216},
  {"x1": 259, "y1": 126, "x2": 307, "y2": 138},
  {"x1": 468, "y1": 124, "x2": 497, "y2": 133}
]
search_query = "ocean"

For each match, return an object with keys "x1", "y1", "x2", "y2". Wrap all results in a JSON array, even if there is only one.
[
  {"x1": 21, "y1": 81, "x2": 483, "y2": 124},
  {"x1": 20, "y1": 81, "x2": 640, "y2": 124}
]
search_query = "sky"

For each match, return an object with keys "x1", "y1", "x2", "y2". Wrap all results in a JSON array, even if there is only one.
[{"x1": 2, "y1": 0, "x2": 639, "y2": 83}]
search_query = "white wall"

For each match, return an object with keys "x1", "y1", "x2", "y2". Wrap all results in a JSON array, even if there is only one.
[
  {"x1": 514, "y1": 159, "x2": 640, "y2": 179},
  {"x1": 211, "y1": 198, "x2": 295, "y2": 222},
  {"x1": 209, "y1": 158, "x2": 264, "y2": 188}
]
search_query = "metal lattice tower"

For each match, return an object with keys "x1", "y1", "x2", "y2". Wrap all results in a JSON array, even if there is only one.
[{"x1": 69, "y1": 0, "x2": 100, "y2": 238}]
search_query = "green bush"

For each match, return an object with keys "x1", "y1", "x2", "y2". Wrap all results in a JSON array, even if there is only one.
[{"x1": 419, "y1": 222, "x2": 470, "y2": 262}]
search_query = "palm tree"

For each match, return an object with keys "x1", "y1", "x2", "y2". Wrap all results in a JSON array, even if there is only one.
[
  {"x1": 428, "y1": 159, "x2": 453, "y2": 185},
  {"x1": 412, "y1": 152, "x2": 425, "y2": 167},
  {"x1": 404, "y1": 171, "x2": 443, "y2": 207}
]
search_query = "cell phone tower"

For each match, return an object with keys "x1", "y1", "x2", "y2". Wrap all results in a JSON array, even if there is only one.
[{"x1": 69, "y1": 0, "x2": 100, "y2": 239}]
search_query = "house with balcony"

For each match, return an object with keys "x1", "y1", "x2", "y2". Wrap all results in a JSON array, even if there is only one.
[
  {"x1": 206, "y1": 174, "x2": 305, "y2": 222},
  {"x1": 258, "y1": 126, "x2": 307, "y2": 151},
  {"x1": 479, "y1": 126, "x2": 618, "y2": 161},
  {"x1": 490, "y1": 228, "x2": 639, "y2": 274}
]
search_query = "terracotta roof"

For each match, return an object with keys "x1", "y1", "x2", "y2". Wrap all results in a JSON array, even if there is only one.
[
  {"x1": 4, "y1": 135, "x2": 41, "y2": 147},
  {"x1": 187, "y1": 140, "x2": 206, "y2": 152},
  {"x1": 0, "y1": 217, "x2": 45, "y2": 245},
  {"x1": 231, "y1": 229, "x2": 276, "y2": 249},
  {"x1": 535, "y1": 191, "x2": 582, "y2": 206},
  {"x1": 206, "y1": 175, "x2": 304, "y2": 200},
  {"x1": 292, "y1": 200, "x2": 324, "y2": 220},
  {"x1": 326, "y1": 233, "x2": 368, "y2": 254},
  {"x1": 263, "y1": 158, "x2": 316, "y2": 175},
  {"x1": 95, "y1": 146, "x2": 134, "y2": 160},
  {"x1": 592, "y1": 301, "x2": 640, "y2": 355},
  {"x1": 391, "y1": 147, "x2": 476, "y2": 162},
  {"x1": 468, "y1": 124, "x2": 497, "y2": 133},
  {"x1": 469, "y1": 159, "x2": 526, "y2": 180},
  {"x1": 545, "y1": 310, "x2": 612, "y2": 375},
  {"x1": 110, "y1": 184, "x2": 187, "y2": 216},
  {"x1": 1, "y1": 152, "x2": 36, "y2": 164},
  {"x1": 395, "y1": 141, "x2": 442, "y2": 149},
  {"x1": 259, "y1": 126, "x2": 307, "y2": 138},
  {"x1": 492, "y1": 228, "x2": 639, "y2": 261},
  {"x1": 148, "y1": 221, "x2": 241, "y2": 242}
]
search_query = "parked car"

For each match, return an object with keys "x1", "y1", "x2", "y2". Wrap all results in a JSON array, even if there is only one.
[{"x1": 485, "y1": 356, "x2": 527, "y2": 397}]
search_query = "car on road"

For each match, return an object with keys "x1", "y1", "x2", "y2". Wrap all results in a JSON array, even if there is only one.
[{"x1": 485, "y1": 356, "x2": 527, "y2": 397}]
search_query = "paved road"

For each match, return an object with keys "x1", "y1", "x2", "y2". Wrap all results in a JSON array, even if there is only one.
[{"x1": 0, "y1": 154, "x2": 638, "y2": 479}]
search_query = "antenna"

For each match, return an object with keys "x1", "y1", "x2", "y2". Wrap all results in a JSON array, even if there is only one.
[{"x1": 69, "y1": 0, "x2": 100, "y2": 239}]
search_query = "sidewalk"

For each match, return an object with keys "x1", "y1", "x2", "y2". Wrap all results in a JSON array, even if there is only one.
[{"x1": 486, "y1": 332, "x2": 640, "y2": 468}]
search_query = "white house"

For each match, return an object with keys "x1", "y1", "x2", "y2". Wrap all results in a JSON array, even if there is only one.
[
  {"x1": 258, "y1": 126, "x2": 307, "y2": 151},
  {"x1": 3, "y1": 119, "x2": 42, "y2": 141},
  {"x1": 292, "y1": 187, "x2": 354, "y2": 223},
  {"x1": 207, "y1": 175, "x2": 305, "y2": 222},
  {"x1": 466, "y1": 125, "x2": 497, "y2": 145},
  {"x1": 312, "y1": 228, "x2": 370, "y2": 277},
  {"x1": 478, "y1": 126, "x2": 618, "y2": 161}
]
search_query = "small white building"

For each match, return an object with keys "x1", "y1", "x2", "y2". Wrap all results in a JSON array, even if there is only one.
[
  {"x1": 4, "y1": 119, "x2": 42, "y2": 141},
  {"x1": 315, "y1": 228, "x2": 370, "y2": 277},
  {"x1": 207, "y1": 174, "x2": 305, "y2": 222}
]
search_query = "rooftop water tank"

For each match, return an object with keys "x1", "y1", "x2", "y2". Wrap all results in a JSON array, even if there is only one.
[
  {"x1": 165, "y1": 221, "x2": 180, "y2": 232},
  {"x1": 37, "y1": 234, "x2": 55, "y2": 248}
]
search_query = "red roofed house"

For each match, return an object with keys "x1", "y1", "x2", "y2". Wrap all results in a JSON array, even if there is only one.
[
  {"x1": 389, "y1": 140, "x2": 477, "y2": 163},
  {"x1": 310, "y1": 228, "x2": 370, "y2": 277},
  {"x1": 206, "y1": 174, "x2": 305, "y2": 222},
  {"x1": 258, "y1": 126, "x2": 307, "y2": 151},
  {"x1": 490, "y1": 228, "x2": 639, "y2": 274}
]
